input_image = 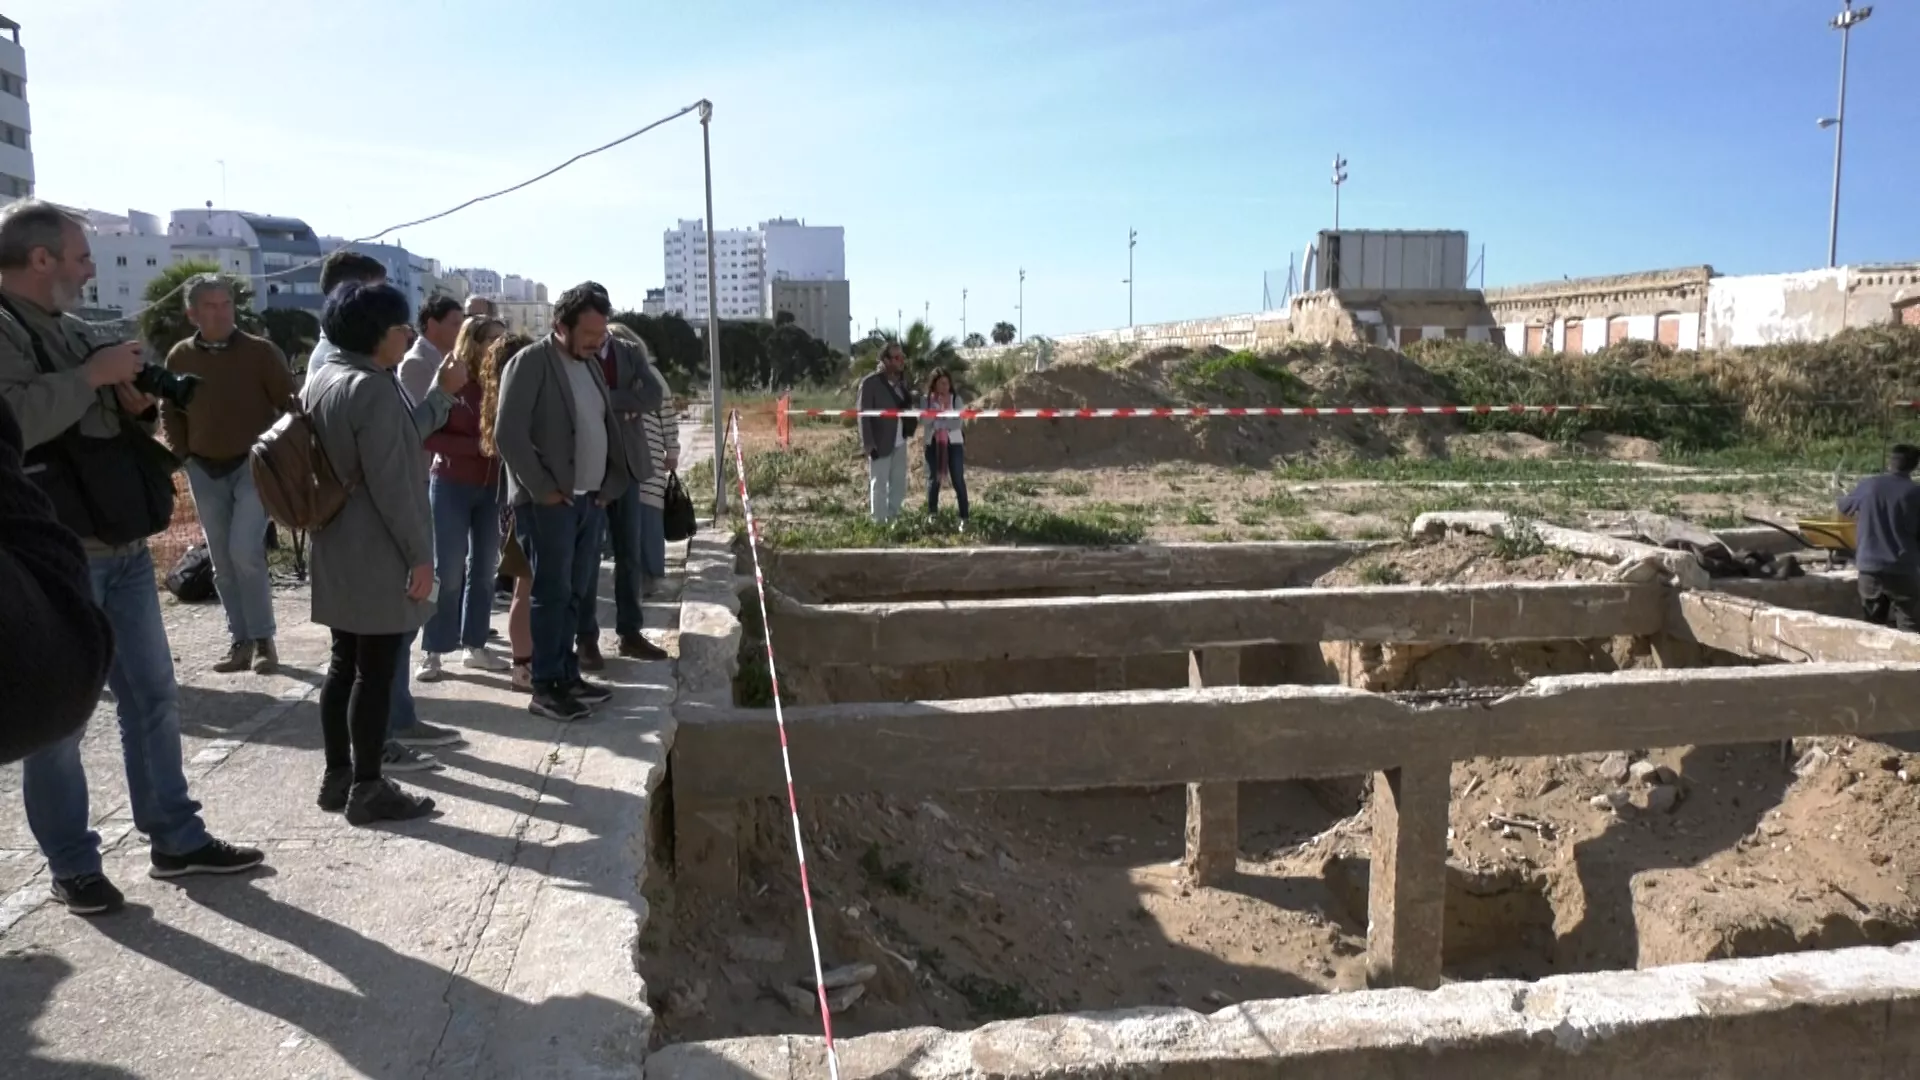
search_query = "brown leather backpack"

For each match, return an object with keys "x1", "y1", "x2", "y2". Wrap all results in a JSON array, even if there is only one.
[{"x1": 250, "y1": 395, "x2": 350, "y2": 531}]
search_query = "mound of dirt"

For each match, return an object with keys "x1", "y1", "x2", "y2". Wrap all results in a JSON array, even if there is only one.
[{"x1": 966, "y1": 344, "x2": 1458, "y2": 471}]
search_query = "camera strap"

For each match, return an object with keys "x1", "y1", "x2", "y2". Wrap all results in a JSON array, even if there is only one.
[{"x1": 0, "y1": 292, "x2": 63, "y2": 378}]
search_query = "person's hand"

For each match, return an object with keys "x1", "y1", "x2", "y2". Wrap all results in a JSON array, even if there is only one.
[
  {"x1": 406, "y1": 564, "x2": 434, "y2": 602},
  {"x1": 83, "y1": 343, "x2": 144, "y2": 389},
  {"x1": 112, "y1": 383, "x2": 158, "y2": 417},
  {"x1": 665, "y1": 454, "x2": 679, "y2": 472},
  {"x1": 540, "y1": 490, "x2": 571, "y2": 506},
  {"x1": 437, "y1": 357, "x2": 469, "y2": 395}
]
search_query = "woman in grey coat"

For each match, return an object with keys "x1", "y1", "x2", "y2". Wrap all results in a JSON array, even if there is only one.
[{"x1": 301, "y1": 281, "x2": 442, "y2": 825}]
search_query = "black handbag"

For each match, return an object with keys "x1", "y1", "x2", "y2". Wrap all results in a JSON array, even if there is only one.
[
  {"x1": 1, "y1": 298, "x2": 176, "y2": 545},
  {"x1": 164, "y1": 543, "x2": 218, "y2": 603},
  {"x1": 663, "y1": 471, "x2": 698, "y2": 542}
]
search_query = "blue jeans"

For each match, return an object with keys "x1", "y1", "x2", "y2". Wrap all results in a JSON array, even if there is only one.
[
  {"x1": 22, "y1": 547, "x2": 212, "y2": 879},
  {"x1": 926, "y1": 441, "x2": 969, "y2": 519},
  {"x1": 184, "y1": 460, "x2": 276, "y2": 642},
  {"x1": 519, "y1": 499, "x2": 605, "y2": 687},
  {"x1": 424, "y1": 477, "x2": 501, "y2": 654},
  {"x1": 390, "y1": 629, "x2": 417, "y2": 733},
  {"x1": 579, "y1": 493, "x2": 657, "y2": 639}
]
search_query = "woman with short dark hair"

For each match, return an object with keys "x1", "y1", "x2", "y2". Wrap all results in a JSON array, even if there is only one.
[{"x1": 299, "y1": 281, "x2": 439, "y2": 824}]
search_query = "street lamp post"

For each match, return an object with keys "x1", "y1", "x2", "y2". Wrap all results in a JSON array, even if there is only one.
[
  {"x1": 1125, "y1": 228, "x2": 1137, "y2": 327},
  {"x1": 1331, "y1": 154, "x2": 1348, "y2": 231},
  {"x1": 1820, "y1": 1, "x2": 1873, "y2": 269},
  {"x1": 699, "y1": 100, "x2": 725, "y2": 516},
  {"x1": 1017, "y1": 268, "x2": 1026, "y2": 343},
  {"x1": 961, "y1": 288, "x2": 968, "y2": 342}
]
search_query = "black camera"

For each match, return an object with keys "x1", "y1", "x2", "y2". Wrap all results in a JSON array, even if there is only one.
[{"x1": 131, "y1": 364, "x2": 200, "y2": 409}]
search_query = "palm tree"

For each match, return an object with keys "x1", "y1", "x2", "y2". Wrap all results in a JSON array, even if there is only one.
[
  {"x1": 880, "y1": 319, "x2": 963, "y2": 385},
  {"x1": 963, "y1": 332, "x2": 987, "y2": 348},
  {"x1": 991, "y1": 320, "x2": 1016, "y2": 345}
]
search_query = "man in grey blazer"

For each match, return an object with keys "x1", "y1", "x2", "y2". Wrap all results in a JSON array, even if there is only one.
[
  {"x1": 573, "y1": 284, "x2": 667, "y2": 668},
  {"x1": 493, "y1": 283, "x2": 634, "y2": 721}
]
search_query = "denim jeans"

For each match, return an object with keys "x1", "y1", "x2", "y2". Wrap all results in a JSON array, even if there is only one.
[
  {"x1": 867, "y1": 448, "x2": 908, "y2": 522},
  {"x1": 389, "y1": 629, "x2": 417, "y2": 733},
  {"x1": 925, "y1": 441, "x2": 969, "y2": 520},
  {"x1": 22, "y1": 547, "x2": 212, "y2": 879},
  {"x1": 184, "y1": 460, "x2": 276, "y2": 642},
  {"x1": 424, "y1": 477, "x2": 502, "y2": 654},
  {"x1": 519, "y1": 499, "x2": 605, "y2": 687},
  {"x1": 580, "y1": 493, "x2": 656, "y2": 639},
  {"x1": 638, "y1": 501, "x2": 667, "y2": 581}
]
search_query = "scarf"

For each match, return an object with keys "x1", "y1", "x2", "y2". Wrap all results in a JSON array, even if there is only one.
[{"x1": 930, "y1": 390, "x2": 952, "y2": 483}]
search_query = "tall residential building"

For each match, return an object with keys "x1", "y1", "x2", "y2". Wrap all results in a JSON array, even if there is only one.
[
  {"x1": 662, "y1": 217, "x2": 847, "y2": 322},
  {"x1": 0, "y1": 17, "x2": 31, "y2": 203}
]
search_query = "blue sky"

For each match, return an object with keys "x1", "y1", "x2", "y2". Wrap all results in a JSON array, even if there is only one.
[{"x1": 14, "y1": 0, "x2": 1917, "y2": 338}]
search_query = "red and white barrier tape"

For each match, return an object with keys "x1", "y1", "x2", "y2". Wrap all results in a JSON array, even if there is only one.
[
  {"x1": 791, "y1": 403, "x2": 1602, "y2": 419},
  {"x1": 725, "y1": 409, "x2": 842, "y2": 1080}
]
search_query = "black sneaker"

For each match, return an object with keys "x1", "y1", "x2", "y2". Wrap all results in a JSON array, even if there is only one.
[
  {"x1": 530, "y1": 686, "x2": 591, "y2": 721},
  {"x1": 318, "y1": 767, "x2": 352, "y2": 813},
  {"x1": 149, "y1": 839, "x2": 265, "y2": 879},
  {"x1": 52, "y1": 873, "x2": 124, "y2": 916},
  {"x1": 381, "y1": 741, "x2": 441, "y2": 773},
  {"x1": 576, "y1": 635, "x2": 606, "y2": 672},
  {"x1": 393, "y1": 721, "x2": 464, "y2": 748},
  {"x1": 567, "y1": 676, "x2": 613, "y2": 705},
  {"x1": 345, "y1": 778, "x2": 436, "y2": 826},
  {"x1": 617, "y1": 632, "x2": 669, "y2": 661}
]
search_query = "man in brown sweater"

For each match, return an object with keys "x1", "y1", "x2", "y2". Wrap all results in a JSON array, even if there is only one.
[{"x1": 161, "y1": 273, "x2": 297, "y2": 673}]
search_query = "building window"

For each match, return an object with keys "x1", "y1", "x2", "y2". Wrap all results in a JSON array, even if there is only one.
[
  {"x1": 146, "y1": 256, "x2": 158, "y2": 267},
  {"x1": 0, "y1": 72, "x2": 22, "y2": 99},
  {"x1": 1524, "y1": 324, "x2": 1546, "y2": 356},
  {"x1": 1655, "y1": 313, "x2": 1681, "y2": 347},
  {"x1": 115, "y1": 255, "x2": 127, "y2": 267},
  {"x1": 1894, "y1": 299, "x2": 1920, "y2": 329},
  {"x1": 1607, "y1": 316, "x2": 1631, "y2": 345},
  {"x1": 1562, "y1": 320, "x2": 1585, "y2": 354}
]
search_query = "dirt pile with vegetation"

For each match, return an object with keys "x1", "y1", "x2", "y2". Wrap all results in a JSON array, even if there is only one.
[{"x1": 965, "y1": 327, "x2": 1920, "y2": 471}]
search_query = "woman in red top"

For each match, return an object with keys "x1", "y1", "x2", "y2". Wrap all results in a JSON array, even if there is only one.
[{"x1": 418, "y1": 316, "x2": 509, "y2": 678}]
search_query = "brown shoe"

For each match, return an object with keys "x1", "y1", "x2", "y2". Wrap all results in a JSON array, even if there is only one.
[
  {"x1": 576, "y1": 635, "x2": 606, "y2": 672},
  {"x1": 212, "y1": 641, "x2": 255, "y2": 674},
  {"x1": 617, "y1": 632, "x2": 669, "y2": 661},
  {"x1": 252, "y1": 639, "x2": 279, "y2": 675}
]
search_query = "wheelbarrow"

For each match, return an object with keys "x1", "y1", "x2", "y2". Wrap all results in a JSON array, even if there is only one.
[{"x1": 1742, "y1": 514, "x2": 1856, "y2": 569}]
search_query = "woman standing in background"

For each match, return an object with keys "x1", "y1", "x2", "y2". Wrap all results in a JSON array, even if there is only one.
[
  {"x1": 923, "y1": 367, "x2": 968, "y2": 529},
  {"x1": 419, "y1": 315, "x2": 509, "y2": 681},
  {"x1": 479, "y1": 332, "x2": 536, "y2": 691}
]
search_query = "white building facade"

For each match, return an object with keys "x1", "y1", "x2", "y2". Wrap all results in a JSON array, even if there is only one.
[
  {"x1": 80, "y1": 210, "x2": 170, "y2": 315},
  {"x1": 0, "y1": 17, "x2": 31, "y2": 204},
  {"x1": 663, "y1": 216, "x2": 847, "y2": 322}
]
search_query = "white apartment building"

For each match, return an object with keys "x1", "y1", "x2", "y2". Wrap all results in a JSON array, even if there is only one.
[
  {"x1": 458, "y1": 267, "x2": 503, "y2": 297},
  {"x1": 662, "y1": 217, "x2": 848, "y2": 322},
  {"x1": 501, "y1": 274, "x2": 536, "y2": 302},
  {"x1": 0, "y1": 17, "x2": 31, "y2": 204},
  {"x1": 80, "y1": 210, "x2": 170, "y2": 315},
  {"x1": 641, "y1": 287, "x2": 666, "y2": 316},
  {"x1": 663, "y1": 219, "x2": 763, "y2": 320}
]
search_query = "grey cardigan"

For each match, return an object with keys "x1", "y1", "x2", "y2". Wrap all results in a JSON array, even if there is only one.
[
  {"x1": 494, "y1": 334, "x2": 635, "y2": 507},
  {"x1": 601, "y1": 336, "x2": 662, "y2": 489},
  {"x1": 300, "y1": 350, "x2": 435, "y2": 636}
]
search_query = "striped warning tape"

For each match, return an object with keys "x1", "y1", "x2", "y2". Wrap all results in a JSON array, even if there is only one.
[
  {"x1": 725, "y1": 409, "x2": 843, "y2": 1080},
  {"x1": 788, "y1": 403, "x2": 1602, "y2": 419}
]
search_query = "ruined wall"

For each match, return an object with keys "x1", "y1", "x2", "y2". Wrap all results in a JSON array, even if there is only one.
[
  {"x1": 1486, "y1": 266, "x2": 1712, "y2": 355},
  {"x1": 1700, "y1": 262, "x2": 1920, "y2": 346}
]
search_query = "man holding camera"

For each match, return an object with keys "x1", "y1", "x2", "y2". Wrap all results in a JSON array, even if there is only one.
[
  {"x1": 0, "y1": 200, "x2": 263, "y2": 916},
  {"x1": 161, "y1": 273, "x2": 297, "y2": 675}
]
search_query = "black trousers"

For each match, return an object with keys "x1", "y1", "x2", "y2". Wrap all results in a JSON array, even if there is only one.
[
  {"x1": 321, "y1": 629, "x2": 404, "y2": 781},
  {"x1": 1859, "y1": 571, "x2": 1920, "y2": 633}
]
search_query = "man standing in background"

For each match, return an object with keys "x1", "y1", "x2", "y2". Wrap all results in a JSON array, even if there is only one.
[
  {"x1": 398, "y1": 295, "x2": 462, "y2": 406},
  {"x1": 857, "y1": 343, "x2": 913, "y2": 522},
  {"x1": 161, "y1": 273, "x2": 296, "y2": 675},
  {"x1": 1838, "y1": 444, "x2": 1920, "y2": 631}
]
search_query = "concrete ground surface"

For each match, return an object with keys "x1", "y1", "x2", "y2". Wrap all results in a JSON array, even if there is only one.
[{"x1": 0, "y1": 532, "x2": 687, "y2": 1078}]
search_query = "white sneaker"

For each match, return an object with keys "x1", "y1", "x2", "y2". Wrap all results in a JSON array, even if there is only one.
[
  {"x1": 462, "y1": 647, "x2": 510, "y2": 672},
  {"x1": 417, "y1": 653, "x2": 444, "y2": 682}
]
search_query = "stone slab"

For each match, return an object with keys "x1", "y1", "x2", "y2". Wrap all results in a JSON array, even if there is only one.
[
  {"x1": 1366, "y1": 760, "x2": 1449, "y2": 990},
  {"x1": 646, "y1": 942, "x2": 1920, "y2": 1080},
  {"x1": 766, "y1": 581, "x2": 1669, "y2": 667},
  {"x1": 1669, "y1": 589, "x2": 1920, "y2": 664},
  {"x1": 761, "y1": 542, "x2": 1382, "y2": 603},
  {"x1": 673, "y1": 662, "x2": 1920, "y2": 800}
]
